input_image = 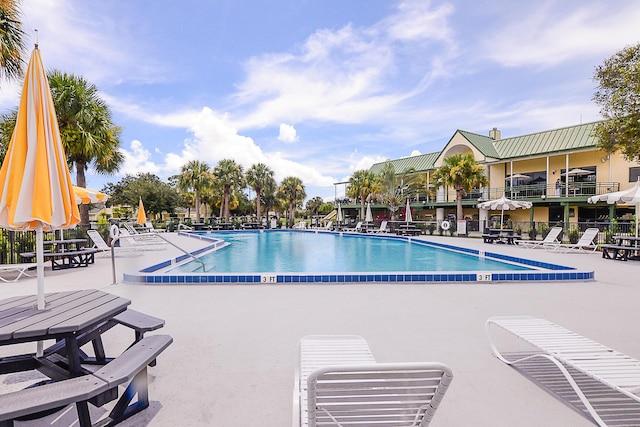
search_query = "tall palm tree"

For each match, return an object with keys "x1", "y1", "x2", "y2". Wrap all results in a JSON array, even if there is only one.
[
  {"x1": 377, "y1": 162, "x2": 426, "y2": 221},
  {"x1": 46, "y1": 71, "x2": 124, "y2": 225},
  {"x1": 245, "y1": 163, "x2": 274, "y2": 221},
  {"x1": 0, "y1": 0, "x2": 25, "y2": 83},
  {"x1": 347, "y1": 169, "x2": 381, "y2": 220},
  {"x1": 213, "y1": 159, "x2": 244, "y2": 222},
  {"x1": 432, "y1": 153, "x2": 488, "y2": 221},
  {"x1": 278, "y1": 176, "x2": 306, "y2": 228},
  {"x1": 178, "y1": 160, "x2": 212, "y2": 222}
]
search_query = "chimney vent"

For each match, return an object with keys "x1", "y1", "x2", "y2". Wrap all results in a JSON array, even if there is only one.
[{"x1": 489, "y1": 127, "x2": 501, "y2": 140}]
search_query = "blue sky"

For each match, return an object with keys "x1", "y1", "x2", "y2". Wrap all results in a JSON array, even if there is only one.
[{"x1": 2, "y1": 0, "x2": 640, "y2": 201}]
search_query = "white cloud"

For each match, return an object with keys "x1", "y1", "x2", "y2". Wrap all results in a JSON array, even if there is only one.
[
  {"x1": 278, "y1": 124, "x2": 298, "y2": 143},
  {"x1": 409, "y1": 150, "x2": 422, "y2": 157},
  {"x1": 482, "y1": 3, "x2": 640, "y2": 67},
  {"x1": 119, "y1": 140, "x2": 161, "y2": 175},
  {"x1": 117, "y1": 107, "x2": 336, "y2": 187},
  {"x1": 229, "y1": 1, "x2": 457, "y2": 130}
]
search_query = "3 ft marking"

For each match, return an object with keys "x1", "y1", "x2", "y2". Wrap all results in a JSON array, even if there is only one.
[
  {"x1": 261, "y1": 274, "x2": 277, "y2": 283},
  {"x1": 476, "y1": 273, "x2": 492, "y2": 282}
]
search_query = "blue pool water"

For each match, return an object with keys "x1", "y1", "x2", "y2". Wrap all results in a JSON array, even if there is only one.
[{"x1": 171, "y1": 231, "x2": 530, "y2": 273}]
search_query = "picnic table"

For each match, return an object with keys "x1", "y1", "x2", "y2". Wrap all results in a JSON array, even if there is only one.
[
  {"x1": 482, "y1": 228, "x2": 515, "y2": 244},
  {"x1": 0, "y1": 289, "x2": 131, "y2": 378},
  {"x1": 396, "y1": 223, "x2": 421, "y2": 236},
  {"x1": 601, "y1": 236, "x2": 640, "y2": 261},
  {"x1": 0, "y1": 289, "x2": 170, "y2": 426}
]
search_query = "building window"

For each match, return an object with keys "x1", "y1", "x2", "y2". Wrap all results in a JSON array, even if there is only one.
[{"x1": 630, "y1": 167, "x2": 640, "y2": 182}]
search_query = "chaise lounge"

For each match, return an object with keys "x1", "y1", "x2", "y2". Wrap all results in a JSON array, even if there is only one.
[
  {"x1": 486, "y1": 316, "x2": 640, "y2": 427},
  {"x1": 293, "y1": 335, "x2": 453, "y2": 427}
]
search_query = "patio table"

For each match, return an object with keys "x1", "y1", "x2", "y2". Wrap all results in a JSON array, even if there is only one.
[{"x1": 0, "y1": 289, "x2": 130, "y2": 379}]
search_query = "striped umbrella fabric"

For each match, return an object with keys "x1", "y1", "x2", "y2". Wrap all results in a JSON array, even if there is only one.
[
  {"x1": 136, "y1": 197, "x2": 147, "y2": 224},
  {"x1": 73, "y1": 185, "x2": 109, "y2": 205},
  {"x1": 0, "y1": 46, "x2": 80, "y2": 310}
]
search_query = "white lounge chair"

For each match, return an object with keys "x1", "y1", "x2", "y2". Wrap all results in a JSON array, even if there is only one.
[
  {"x1": 514, "y1": 226, "x2": 563, "y2": 248},
  {"x1": 371, "y1": 220, "x2": 389, "y2": 233},
  {"x1": 293, "y1": 335, "x2": 453, "y2": 427},
  {"x1": 486, "y1": 316, "x2": 640, "y2": 427},
  {"x1": 118, "y1": 229, "x2": 167, "y2": 250},
  {"x1": 549, "y1": 227, "x2": 600, "y2": 252},
  {"x1": 87, "y1": 229, "x2": 139, "y2": 254},
  {"x1": 346, "y1": 221, "x2": 363, "y2": 232},
  {"x1": 0, "y1": 263, "x2": 36, "y2": 282}
]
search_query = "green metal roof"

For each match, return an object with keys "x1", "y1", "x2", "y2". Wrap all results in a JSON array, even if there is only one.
[
  {"x1": 457, "y1": 130, "x2": 501, "y2": 158},
  {"x1": 493, "y1": 121, "x2": 600, "y2": 159},
  {"x1": 368, "y1": 121, "x2": 604, "y2": 176},
  {"x1": 369, "y1": 151, "x2": 440, "y2": 174}
]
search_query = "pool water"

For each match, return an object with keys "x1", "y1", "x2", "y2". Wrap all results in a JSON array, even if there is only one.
[{"x1": 171, "y1": 231, "x2": 530, "y2": 273}]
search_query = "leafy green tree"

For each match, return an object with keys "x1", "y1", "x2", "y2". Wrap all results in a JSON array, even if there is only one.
[
  {"x1": 103, "y1": 173, "x2": 180, "y2": 218},
  {"x1": 0, "y1": 0, "x2": 26, "y2": 83},
  {"x1": 212, "y1": 159, "x2": 244, "y2": 222},
  {"x1": 305, "y1": 196, "x2": 323, "y2": 216},
  {"x1": 278, "y1": 176, "x2": 306, "y2": 228},
  {"x1": 432, "y1": 153, "x2": 487, "y2": 221},
  {"x1": 177, "y1": 160, "x2": 212, "y2": 222},
  {"x1": 347, "y1": 169, "x2": 381, "y2": 221},
  {"x1": 245, "y1": 163, "x2": 275, "y2": 221},
  {"x1": 592, "y1": 43, "x2": 640, "y2": 161}
]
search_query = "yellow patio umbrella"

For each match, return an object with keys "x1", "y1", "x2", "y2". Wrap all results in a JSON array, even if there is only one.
[
  {"x1": 136, "y1": 197, "x2": 147, "y2": 224},
  {"x1": 73, "y1": 185, "x2": 109, "y2": 205},
  {"x1": 0, "y1": 45, "x2": 80, "y2": 310}
]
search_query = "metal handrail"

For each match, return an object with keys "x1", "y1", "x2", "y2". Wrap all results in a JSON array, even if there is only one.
[{"x1": 110, "y1": 232, "x2": 206, "y2": 285}]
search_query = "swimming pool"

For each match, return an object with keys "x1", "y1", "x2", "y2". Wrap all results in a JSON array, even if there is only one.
[
  {"x1": 171, "y1": 231, "x2": 529, "y2": 273},
  {"x1": 124, "y1": 230, "x2": 594, "y2": 284}
]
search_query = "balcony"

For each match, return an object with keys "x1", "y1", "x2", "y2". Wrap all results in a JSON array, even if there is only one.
[{"x1": 478, "y1": 182, "x2": 620, "y2": 202}]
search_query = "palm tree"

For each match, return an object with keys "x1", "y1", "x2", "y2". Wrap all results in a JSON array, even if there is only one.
[
  {"x1": 213, "y1": 159, "x2": 244, "y2": 222},
  {"x1": 47, "y1": 71, "x2": 123, "y2": 225},
  {"x1": 305, "y1": 196, "x2": 323, "y2": 217},
  {"x1": 0, "y1": 0, "x2": 26, "y2": 83},
  {"x1": 347, "y1": 169, "x2": 381, "y2": 221},
  {"x1": 432, "y1": 153, "x2": 488, "y2": 221},
  {"x1": 178, "y1": 160, "x2": 213, "y2": 222},
  {"x1": 377, "y1": 162, "x2": 426, "y2": 221},
  {"x1": 245, "y1": 163, "x2": 274, "y2": 221},
  {"x1": 278, "y1": 176, "x2": 306, "y2": 228}
]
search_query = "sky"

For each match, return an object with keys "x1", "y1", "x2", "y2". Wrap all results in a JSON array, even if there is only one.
[{"x1": 2, "y1": 0, "x2": 640, "y2": 201}]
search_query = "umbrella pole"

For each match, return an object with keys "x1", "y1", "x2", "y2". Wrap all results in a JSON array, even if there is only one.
[
  {"x1": 36, "y1": 223, "x2": 45, "y2": 357},
  {"x1": 500, "y1": 208, "x2": 504, "y2": 230},
  {"x1": 36, "y1": 223, "x2": 45, "y2": 310}
]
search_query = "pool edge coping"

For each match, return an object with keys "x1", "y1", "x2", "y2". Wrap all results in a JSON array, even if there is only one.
[{"x1": 122, "y1": 230, "x2": 595, "y2": 284}]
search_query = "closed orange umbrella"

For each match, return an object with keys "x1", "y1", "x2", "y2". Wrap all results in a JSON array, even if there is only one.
[
  {"x1": 136, "y1": 197, "x2": 147, "y2": 224},
  {"x1": 0, "y1": 45, "x2": 80, "y2": 309}
]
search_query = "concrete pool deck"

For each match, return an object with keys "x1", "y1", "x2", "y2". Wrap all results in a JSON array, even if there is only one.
[{"x1": 1, "y1": 231, "x2": 639, "y2": 426}]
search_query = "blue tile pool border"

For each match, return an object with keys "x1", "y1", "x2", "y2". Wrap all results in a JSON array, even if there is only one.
[{"x1": 122, "y1": 230, "x2": 594, "y2": 285}]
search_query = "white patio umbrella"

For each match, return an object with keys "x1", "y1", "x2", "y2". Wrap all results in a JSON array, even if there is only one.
[
  {"x1": 365, "y1": 202, "x2": 373, "y2": 223},
  {"x1": 567, "y1": 168, "x2": 594, "y2": 176},
  {"x1": 478, "y1": 194, "x2": 532, "y2": 229},
  {"x1": 337, "y1": 203, "x2": 343, "y2": 225},
  {"x1": 405, "y1": 199, "x2": 413, "y2": 223},
  {"x1": 588, "y1": 179, "x2": 640, "y2": 238},
  {"x1": 0, "y1": 45, "x2": 80, "y2": 310}
]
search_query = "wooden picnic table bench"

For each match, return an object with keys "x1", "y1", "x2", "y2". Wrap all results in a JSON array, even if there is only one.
[
  {"x1": 600, "y1": 244, "x2": 636, "y2": 261},
  {"x1": 20, "y1": 248, "x2": 99, "y2": 270},
  {"x1": 0, "y1": 334, "x2": 173, "y2": 427}
]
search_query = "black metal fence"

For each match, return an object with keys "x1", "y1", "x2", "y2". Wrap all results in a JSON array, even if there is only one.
[{"x1": 0, "y1": 225, "x2": 112, "y2": 265}]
